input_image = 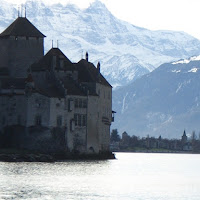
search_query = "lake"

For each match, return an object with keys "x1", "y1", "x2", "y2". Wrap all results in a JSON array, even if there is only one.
[{"x1": 0, "y1": 153, "x2": 200, "y2": 200}]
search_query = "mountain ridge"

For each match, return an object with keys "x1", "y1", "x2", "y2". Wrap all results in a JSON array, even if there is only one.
[
  {"x1": 1, "y1": 0, "x2": 200, "y2": 87},
  {"x1": 112, "y1": 55, "x2": 200, "y2": 138}
]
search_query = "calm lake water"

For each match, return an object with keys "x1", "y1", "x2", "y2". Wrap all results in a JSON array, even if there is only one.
[{"x1": 0, "y1": 153, "x2": 200, "y2": 200}]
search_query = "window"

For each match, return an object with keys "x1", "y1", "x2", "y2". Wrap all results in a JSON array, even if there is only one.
[
  {"x1": 82, "y1": 115, "x2": 86, "y2": 126},
  {"x1": 74, "y1": 114, "x2": 87, "y2": 127},
  {"x1": 64, "y1": 99, "x2": 68, "y2": 110},
  {"x1": 70, "y1": 119, "x2": 75, "y2": 131},
  {"x1": 57, "y1": 115, "x2": 62, "y2": 127},
  {"x1": 35, "y1": 115, "x2": 42, "y2": 126},
  {"x1": 68, "y1": 99, "x2": 73, "y2": 111},
  {"x1": 78, "y1": 99, "x2": 83, "y2": 108},
  {"x1": 83, "y1": 100, "x2": 87, "y2": 108},
  {"x1": 78, "y1": 114, "x2": 82, "y2": 126},
  {"x1": 75, "y1": 98, "x2": 87, "y2": 108},
  {"x1": 74, "y1": 114, "x2": 78, "y2": 126},
  {"x1": 75, "y1": 99, "x2": 78, "y2": 108},
  {"x1": 56, "y1": 103, "x2": 60, "y2": 108}
]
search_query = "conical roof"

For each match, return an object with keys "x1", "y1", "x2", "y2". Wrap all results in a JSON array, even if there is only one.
[{"x1": 0, "y1": 17, "x2": 45, "y2": 38}]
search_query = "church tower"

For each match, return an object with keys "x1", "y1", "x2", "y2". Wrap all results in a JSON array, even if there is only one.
[
  {"x1": 181, "y1": 130, "x2": 187, "y2": 144},
  {"x1": 0, "y1": 17, "x2": 45, "y2": 77}
]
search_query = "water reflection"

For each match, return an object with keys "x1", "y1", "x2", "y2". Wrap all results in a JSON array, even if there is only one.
[{"x1": 0, "y1": 153, "x2": 200, "y2": 200}]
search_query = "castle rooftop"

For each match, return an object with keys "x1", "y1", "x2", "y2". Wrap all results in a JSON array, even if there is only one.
[
  {"x1": 76, "y1": 59, "x2": 112, "y2": 87},
  {"x1": 31, "y1": 48, "x2": 73, "y2": 71},
  {"x1": 0, "y1": 17, "x2": 46, "y2": 38}
]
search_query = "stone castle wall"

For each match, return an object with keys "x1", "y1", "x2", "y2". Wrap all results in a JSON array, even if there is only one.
[
  {"x1": 0, "y1": 36, "x2": 44, "y2": 77},
  {"x1": 96, "y1": 83, "x2": 112, "y2": 152}
]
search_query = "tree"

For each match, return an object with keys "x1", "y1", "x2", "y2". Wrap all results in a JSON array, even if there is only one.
[
  {"x1": 121, "y1": 131, "x2": 131, "y2": 147},
  {"x1": 130, "y1": 135, "x2": 139, "y2": 147},
  {"x1": 192, "y1": 131, "x2": 196, "y2": 141},
  {"x1": 110, "y1": 129, "x2": 121, "y2": 142}
]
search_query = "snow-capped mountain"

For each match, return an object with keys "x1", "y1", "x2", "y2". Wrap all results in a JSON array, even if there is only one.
[
  {"x1": 1, "y1": 0, "x2": 200, "y2": 87},
  {"x1": 112, "y1": 56, "x2": 200, "y2": 138}
]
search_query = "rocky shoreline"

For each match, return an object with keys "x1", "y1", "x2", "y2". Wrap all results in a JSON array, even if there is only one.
[{"x1": 0, "y1": 151, "x2": 115, "y2": 162}]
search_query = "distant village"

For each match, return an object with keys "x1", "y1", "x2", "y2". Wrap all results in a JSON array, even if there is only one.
[{"x1": 110, "y1": 129, "x2": 200, "y2": 153}]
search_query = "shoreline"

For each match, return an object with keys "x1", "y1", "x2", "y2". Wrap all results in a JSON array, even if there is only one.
[
  {"x1": 114, "y1": 150, "x2": 200, "y2": 154},
  {"x1": 0, "y1": 151, "x2": 115, "y2": 162}
]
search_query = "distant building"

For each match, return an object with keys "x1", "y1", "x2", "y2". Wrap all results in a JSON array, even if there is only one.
[
  {"x1": 181, "y1": 130, "x2": 192, "y2": 151},
  {"x1": 0, "y1": 17, "x2": 114, "y2": 154}
]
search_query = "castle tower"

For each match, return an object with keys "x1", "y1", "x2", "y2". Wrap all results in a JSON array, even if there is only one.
[{"x1": 0, "y1": 17, "x2": 45, "y2": 78}]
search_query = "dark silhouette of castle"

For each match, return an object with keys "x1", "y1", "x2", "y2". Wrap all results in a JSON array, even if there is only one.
[{"x1": 0, "y1": 16, "x2": 114, "y2": 154}]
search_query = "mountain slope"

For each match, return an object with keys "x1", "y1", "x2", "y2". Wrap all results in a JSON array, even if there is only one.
[
  {"x1": 1, "y1": 0, "x2": 200, "y2": 87},
  {"x1": 112, "y1": 56, "x2": 200, "y2": 138}
]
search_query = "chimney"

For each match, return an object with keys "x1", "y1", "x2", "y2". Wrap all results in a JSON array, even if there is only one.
[
  {"x1": 86, "y1": 52, "x2": 88, "y2": 62},
  {"x1": 97, "y1": 62, "x2": 100, "y2": 81},
  {"x1": 97, "y1": 62, "x2": 100, "y2": 73}
]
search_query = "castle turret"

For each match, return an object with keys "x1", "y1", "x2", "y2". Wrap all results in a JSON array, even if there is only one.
[{"x1": 0, "y1": 17, "x2": 46, "y2": 78}]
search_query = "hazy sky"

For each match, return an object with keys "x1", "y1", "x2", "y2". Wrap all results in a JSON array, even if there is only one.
[{"x1": 4, "y1": 0, "x2": 200, "y2": 39}]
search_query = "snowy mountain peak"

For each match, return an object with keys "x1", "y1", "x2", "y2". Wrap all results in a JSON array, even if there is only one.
[
  {"x1": 85, "y1": 0, "x2": 111, "y2": 17},
  {"x1": 172, "y1": 55, "x2": 200, "y2": 65},
  {"x1": 88, "y1": 0, "x2": 108, "y2": 10},
  {"x1": 1, "y1": 0, "x2": 200, "y2": 88}
]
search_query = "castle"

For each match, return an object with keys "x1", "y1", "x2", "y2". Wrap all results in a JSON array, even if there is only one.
[{"x1": 0, "y1": 16, "x2": 114, "y2": 154}]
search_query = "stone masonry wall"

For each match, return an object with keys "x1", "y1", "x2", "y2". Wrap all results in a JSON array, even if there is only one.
[
  {"x1": 0, "y1": 93, "x2": 27, "y2": 131},
  {"x1": 96, "y1": 83, "x2": 112, "y2": 152},
  {"x1": 87, "y1": 95, "x2": 99, "y2": 153},
  {"x1": 26, "y1": 93, "x2": 50, "y2": 127},
  {"x1": 0, "y1": 39, "x2": 9, "y2": 69},
  {"x1": 1, "y1": 36, "x2": 44, "y2": 77},
  {"x1": 66, "y1": 95, "x2": 87, "y2": 153}
]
